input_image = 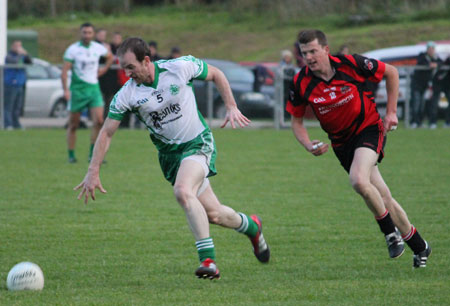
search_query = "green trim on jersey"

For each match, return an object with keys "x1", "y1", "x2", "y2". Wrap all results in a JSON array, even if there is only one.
[
  {"x1": 108, "y1": 111, "x2": 122, "y2": 121},
  {"x1": 70, "y1": 71, "x2": 99, "y2": 90},
  {"x1": 78, "y1": 41, "x2": 91, "y2": 48},
  {"x1": 196, "y1": 60, "x2": 208, "y2": 80},
  {"x1": 155, "y1": 56, "x2": 208, "y2": 80},
  {"x1": 141, "y1": 63, "x2": 168, "y2": 89}
]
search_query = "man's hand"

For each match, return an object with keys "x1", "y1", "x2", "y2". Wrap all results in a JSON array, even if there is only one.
[
  {"x1": 307, "y1": 140, "x2": 329, "y2": 156},
  {"x1": 63, "y1": 89, "x2": 71, "y2": 101},
  {"x1": 73, "y1": 171, "x2": 107, "y2": 204},
  {"x1": 18, "y1": 46, "x2": 28, "y2": 55},
  {"x1": 383, "y1": 112, "x2": 398, "y2": 135},
  {"x1": 98, "y1": 66, "x2": 108, "y2": 77},
  {"x1": 220, "y1": 106, "x2": 251, "y2": 129}
]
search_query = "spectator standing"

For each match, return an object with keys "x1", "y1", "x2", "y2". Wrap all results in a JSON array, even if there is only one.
[
  {"x1": 279, "y1": 50, "x2": 297, "y2": 114},
  {"x1": 110, "y1": 32, "x2": 123, "y2": 56},
  {"x1": 337, "y1": 44, "x2": 350, "y2": 55},
  {"x1": 410, "y1": 41, "x2": 440, "y2": 128},
  {"x1": 280, "y1": 49, "x2": 294, "y2": 67},
  {"x1": 293, "y1": 31, "x2": 306, "y2": 69},
  {"x1": 61, "y1": 22, "x2": 114, "y2": 163},
  {"x1": 3, "y1": 40, "x2": 32, "y2": 130},
  {"x1": 148, "y1": 41, "x2": 163, "y2": 62},
  {"x1": 96, "y1": 28, "x2": 117, "y2": 119},
  {"x1": 95, "y1": 29, "x2": 111, "y2": 52},
  {"x1": 168, "y1": 46, "x2": 182, "y2": 59},
  {"x1": 428, "y1": 56, "x2": 450, "y2": 128}
]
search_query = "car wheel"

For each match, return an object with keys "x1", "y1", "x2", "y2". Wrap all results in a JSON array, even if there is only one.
[{"x1": 51, "y1": 99, "x2": 68, "y2": 118}]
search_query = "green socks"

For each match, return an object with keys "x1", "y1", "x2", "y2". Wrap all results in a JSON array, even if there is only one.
[
  {"x1": 196, "y1": 237, "x2": 215, "y2": 262},
  {"x1": 68, "y1": 149, "x2": 75, "y2": 159},
  {"x1": 235, "y1": 212, "x2": 258, "y2": 238},
  {"x1": 89, "y1": 144, "x2": 95, "y2": 159}
]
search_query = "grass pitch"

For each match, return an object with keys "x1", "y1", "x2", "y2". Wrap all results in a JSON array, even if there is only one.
[{"x1": 0, "y1": 127, "x2": 449, "y2": 305}]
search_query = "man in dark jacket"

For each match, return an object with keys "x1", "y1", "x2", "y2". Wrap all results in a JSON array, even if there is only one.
[
  {"x1": 410, "y1": 41, "x2": 440, "y2": 128},
  {"x1": 428, "y1": 56, "x2": 450, "y2": 128},
  {"x1": 3, "y1": 40, "x2": 32, "y2": 130}
]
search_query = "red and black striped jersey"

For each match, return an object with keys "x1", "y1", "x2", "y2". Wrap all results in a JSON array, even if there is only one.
[{"x1": 286, "y1": 54, "x2": 385, "y2": 146}]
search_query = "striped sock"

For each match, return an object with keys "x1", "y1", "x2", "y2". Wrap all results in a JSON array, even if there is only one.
[
  {"x1": 196, "y1": 237, "x2": 215, "y2": 262},
  {"x1": 402, "y1": 225, "x2": 426, "y2": 254},
  {"x1": 235, "y1": 212, "x2": 258, "y2": 238},
  {"x1": 375, "y1": 210, "x2": 396, "y2": 235}
]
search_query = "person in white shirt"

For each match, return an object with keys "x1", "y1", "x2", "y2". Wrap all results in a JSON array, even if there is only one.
[
  {"x1": 61, "y1": 22, "x2": 113, "y2": 163},
  {"x1": 74, "y1": 37, "x2": 270, "y2": 279}
]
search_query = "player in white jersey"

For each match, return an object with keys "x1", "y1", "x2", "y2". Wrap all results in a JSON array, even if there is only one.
[
  {"x1": 61, "y1": 23, "x2": 113, "y2": 163},
  {"x1": 74, "y1": 37, "x2": 270, "y2": 279}
]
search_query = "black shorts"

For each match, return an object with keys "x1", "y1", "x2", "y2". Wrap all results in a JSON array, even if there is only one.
[{"x1": 332, "y1": 124, "x2": 386, "y2": 173}]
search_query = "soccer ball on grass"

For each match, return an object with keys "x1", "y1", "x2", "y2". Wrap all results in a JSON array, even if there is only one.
[{"x1": 6, "y1": 261, "x2": 44, "y2": 291}]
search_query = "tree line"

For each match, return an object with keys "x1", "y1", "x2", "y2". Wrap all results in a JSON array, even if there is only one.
[{"x1": 8, "y1": 0, "x2": 450, "y2": 21}]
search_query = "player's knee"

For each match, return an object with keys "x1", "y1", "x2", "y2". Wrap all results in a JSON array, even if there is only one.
[
  {"x1": 207, "y1": 211, "x2": 220, "y2": 225},
  {"x1": 67, "y1": 121, "x2": 78, "y2": 132},
  {"x1": 93, "y1": 119, "x2": 104, "y2": 129},
  {"x1": 350, "y1": 176, "x2": 371, "y2": 196},
  {"x1": 173, "y1": 184, "x2": 195, "y2": 208}
]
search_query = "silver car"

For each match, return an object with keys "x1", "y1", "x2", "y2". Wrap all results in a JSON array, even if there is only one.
[
  {"x1": 363, "y1": 43, "x2": 450, "y2": 119},
  {"x1": 24, "y1": 58, "x2": 68, "y2": 118}
]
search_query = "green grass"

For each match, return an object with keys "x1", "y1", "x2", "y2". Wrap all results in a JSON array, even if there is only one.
[{"x1": 0, "y1": 127, "x2": 449, "y2": 305}]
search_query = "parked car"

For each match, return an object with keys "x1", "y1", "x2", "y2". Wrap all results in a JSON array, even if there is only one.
[
  {"x1": 363, "y1": 43, "x2": 450, "y2": 119},
  {"x1": 23, "y1": 58, "x2": 68, "y2": 118},
  {"x1": 193, "y1": 59, "x2": 275, "y2": 119}
]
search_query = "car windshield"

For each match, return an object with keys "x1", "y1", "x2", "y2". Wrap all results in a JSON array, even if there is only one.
[
  {"x1": 48, "y1": 65, "x2": 61, "y2": 78},
  {"x1": 26, "y1": 64, "x2": 49, "y2": 79},
  {"x1": 221, "y1": 65, "x2": 254, "y2": 83}
]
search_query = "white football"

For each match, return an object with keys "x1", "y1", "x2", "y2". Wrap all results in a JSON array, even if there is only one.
[{"x1": 6, "y1": 262, "x2": 44, "y2": 291}]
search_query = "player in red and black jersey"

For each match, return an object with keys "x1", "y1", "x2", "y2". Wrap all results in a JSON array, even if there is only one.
[{"x1": 287, "y1": 29, "x2": 430, "y2": 268}]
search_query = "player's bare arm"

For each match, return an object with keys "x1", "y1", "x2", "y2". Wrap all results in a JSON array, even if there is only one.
[
  {"x1": 61, "y1": 61, "x2": 72, "y2": 101},
  {"x1": 383, "y1": 63, "x2": 400, "y2": 133},
  {"x1": 74, "y1": 118, "x2": 121, "y2": 204},
  {"x1": 205, "y1": 64, "x2": 251, "y2": 129},
  {"x1": 98, "y1": 52, "x2": 114, "y2": 77},
  {"x1": 291, "y1": 116, "x2": 328, "y2": 156}
]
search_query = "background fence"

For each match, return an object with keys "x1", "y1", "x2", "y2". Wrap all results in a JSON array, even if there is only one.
[
  {"x1": 1, "y1": 64, "x2": 449, "y2": 130},
  {"x1": 272, "y1": 65, "x2": 450, "y2": 129}
]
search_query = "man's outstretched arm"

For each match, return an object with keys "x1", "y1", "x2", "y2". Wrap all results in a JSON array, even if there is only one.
[{"x1": 74, "y1": 118, "x2": 121, "y2": 204}]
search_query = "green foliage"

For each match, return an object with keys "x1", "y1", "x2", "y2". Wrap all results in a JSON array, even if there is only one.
[
  {"x1": 0, "y1": 127, "x2": 449, "y2": 304},
  {"x1": 7, "y1": 3, "x2": 450, "y2": 64}
]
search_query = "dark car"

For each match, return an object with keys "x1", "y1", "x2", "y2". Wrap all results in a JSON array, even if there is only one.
[{"x1": 193, "y1": 59, "x2": 275, "y2": 119}]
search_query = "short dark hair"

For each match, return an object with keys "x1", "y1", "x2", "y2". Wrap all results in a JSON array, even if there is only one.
[
  {"x1": 148, "y1": 40, "x2": 158, "y2": 48},
  {"x1": 80, "y1": 22, "x2": 94, "y2": 30},
  {"x1": 117, "y1": 37, "x2": 151, "y2": 62},
  {"x1": 171, "y1": 46, "x2": 181, "y2": 53},
  {"x1": 298, "y1": 29, "x2": 328, "y2": 46}
]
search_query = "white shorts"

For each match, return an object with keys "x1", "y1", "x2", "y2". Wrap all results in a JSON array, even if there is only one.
[
  {"x1": 182, "y1": 154, "x2": 209, "y2": 178},
  {"x1": 182, "y1": 154, "x2": 210, "y2": 196}
]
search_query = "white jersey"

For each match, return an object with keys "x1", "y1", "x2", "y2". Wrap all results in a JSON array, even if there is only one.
[
  {"x1": 63, "y1": 41, "x2": 108, "y2": 87},
  {"x1": 109, "y1": 55, "x2": 209, "y2": 150}
]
